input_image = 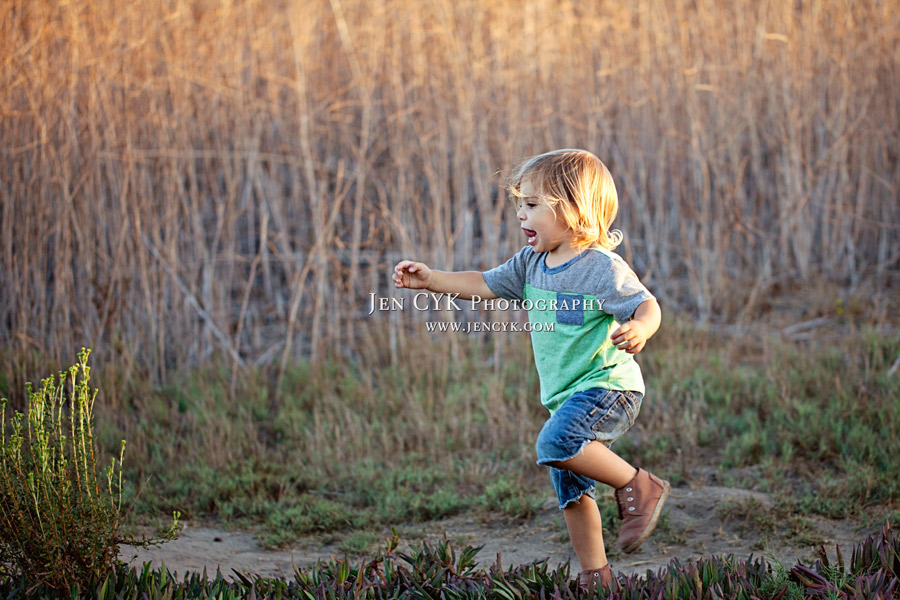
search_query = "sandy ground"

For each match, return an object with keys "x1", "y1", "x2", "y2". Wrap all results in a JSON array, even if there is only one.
[{"x1": 120, "y1": 484, "x2": 883, "y2": 581}]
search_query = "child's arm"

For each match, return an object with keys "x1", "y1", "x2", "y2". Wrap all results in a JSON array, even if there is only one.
[
  {"x1": 392, "y1": 260, "x2": 498, "y2": 301},
  {"x1": 610, "y1": 298, "x2": 661, "y2": 354}
]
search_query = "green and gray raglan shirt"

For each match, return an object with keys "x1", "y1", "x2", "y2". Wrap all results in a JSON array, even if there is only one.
[{"x1": 483, "y1": 246, "x2": 655, "y2": 415}]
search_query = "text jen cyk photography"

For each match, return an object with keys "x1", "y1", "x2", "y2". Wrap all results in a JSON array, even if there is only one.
[{"x1": 367, "y1": 292, "x2": 607, "y2": 315}]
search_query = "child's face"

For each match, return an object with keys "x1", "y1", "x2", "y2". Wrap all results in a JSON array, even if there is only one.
[{"x1": 516, "y1": 177, "x2": 575, "y2": 255}]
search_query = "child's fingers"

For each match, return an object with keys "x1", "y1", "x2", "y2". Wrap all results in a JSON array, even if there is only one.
[
  {"x1": 610, "y1": 323, "x2": 632, "y2": 344},
  {"x1": 392, "y1": 260, "x2": 429, "y2": 289},
  {"x1": 612, "y1": 322, "x2": 647, "y2": 352},
  {"x1": 394, "y1": 260, "x2": 423, "y2": 274},
  {"x1": 392, "y1": 263, "x2": 408, "y2": 288},
  {"x1": 624, "y1": 340, "x2": 645, "y2": 354},
  {"x1": 392, "y1": 261, "x2": 412, "y2": 286}
]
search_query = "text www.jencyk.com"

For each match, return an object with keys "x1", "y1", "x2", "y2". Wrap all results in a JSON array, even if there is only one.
[{"x1": 425, "y1": 321, "x2": 554, "y2": 333}]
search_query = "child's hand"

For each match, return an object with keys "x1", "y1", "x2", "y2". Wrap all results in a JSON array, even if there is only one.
[
  {"x1": 393, "y1": 260, "x2": 432, "y2": 290},
  {"x1": 610, "y1": 320, "x2": 650, "y2": 354}
]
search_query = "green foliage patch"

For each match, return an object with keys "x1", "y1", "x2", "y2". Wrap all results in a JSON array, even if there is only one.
[
  {"x1": 3, "y1": 522, "x2": 899, "y2": 599},
  {"x1": 86, "y1": 322, "x2": 899, "y2": 551},
  {"x1": 0, "y1": 350, "x2": 176, "y2": 590},
  {"x1": 635, "y1": 325, "x2": 900, "y2": 518},
  {"x1": 6, "y1": 321, "x2": 896, "y2": 558}
]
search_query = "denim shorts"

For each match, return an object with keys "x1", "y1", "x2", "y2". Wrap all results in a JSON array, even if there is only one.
[{"x1": 535, "y1": 387, "x2": 642, "y2": 509}]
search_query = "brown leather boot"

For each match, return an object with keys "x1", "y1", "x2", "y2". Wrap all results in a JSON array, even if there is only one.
[
  {"x1": 577, "y1": 563, "x2": 612, "y2": 594},
  {"x1": 615, "y1": 468, "x2": 670, "y2": 553}
]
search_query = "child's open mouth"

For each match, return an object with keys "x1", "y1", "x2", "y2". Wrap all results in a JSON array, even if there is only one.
[{"x1": 522, "y1": 228, "x2": 537, "y2": 245}]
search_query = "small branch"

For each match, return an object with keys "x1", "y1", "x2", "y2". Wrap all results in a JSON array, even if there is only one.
[
  {"x1": 142, "y1": 236, "x2": 246, "y2": 368},
  {"x1": 781, "y1": 317, "x2": 833, "y2": 338},
  {"x1": 888, "y1": 357, "x2": 900, "y2": 378}
]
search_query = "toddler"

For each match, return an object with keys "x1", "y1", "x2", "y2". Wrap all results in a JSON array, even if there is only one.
[{"x1": 392, "y1": 149, "x2": 669, "y2": 593}]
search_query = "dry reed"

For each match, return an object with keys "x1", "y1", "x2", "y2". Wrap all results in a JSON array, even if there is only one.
[{"x1": 1, "y1": 0, "x2": 898, "y2": 393}]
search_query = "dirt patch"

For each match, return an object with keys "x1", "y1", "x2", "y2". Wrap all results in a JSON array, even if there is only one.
[{"x1": 120, "y1": 485, "x2": 880, "y2": 580}]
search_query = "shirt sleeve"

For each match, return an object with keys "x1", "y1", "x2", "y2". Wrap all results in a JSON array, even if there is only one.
[
  {"x1": 595, "y1": 254, "x2": 655, "y2": 323},
  {"x1": 482, "y1": 247, "x2": 530, "y2": 301}
]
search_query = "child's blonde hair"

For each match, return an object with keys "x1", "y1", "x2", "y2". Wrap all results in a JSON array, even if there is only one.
[{"x1": 507, "y1": 149, "x2": 622, "y2": 251}]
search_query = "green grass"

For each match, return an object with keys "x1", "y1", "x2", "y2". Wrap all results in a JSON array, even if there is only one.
[
  {"x1": 8, "y1": 317, "x2": 895, "y2": 549},
  {"x1": 757, "y1": 556, "x2": 805, "y2": 600},
  {"x1": 107, "y1": 341, "x2": 550, "y2": 547},
  {"x1": 6, "y1": 523, "x2": 900, "y2": 599},
  {"x1": 716, "y1": 497, "x2": 825, "y2": 551},
  {"x1": 634, "y1": 321, "x2": 900, "y2": 518}
]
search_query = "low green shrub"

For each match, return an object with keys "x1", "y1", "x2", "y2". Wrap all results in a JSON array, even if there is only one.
[
  {"x1": 0, "y1": 349, "x2": 177, "y2": 591},
  {"x1": 3, "y1": 521, "x2": 898, "y2": 599}
]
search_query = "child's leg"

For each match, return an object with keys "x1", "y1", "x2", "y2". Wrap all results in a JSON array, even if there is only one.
[
  {"x1": 554, "y1": 440, "x2": 637, "y2": 488},
  {"x1": 562, "y1": 493, "x2": 608, "y2": 570},
  {"x1": 537, "y1": 389, "x2": 669, "y2": 555},
  {"x1": 556, "y1": 440, "x2": 669, "y2": 554},
  {"x1": 536, "y1": 390, "x2": 639, "y2": 489}
]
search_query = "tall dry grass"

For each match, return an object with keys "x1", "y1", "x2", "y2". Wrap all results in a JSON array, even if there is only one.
[{"x1": 1, "y1": 0, "x2": 898, "y2": 392}]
